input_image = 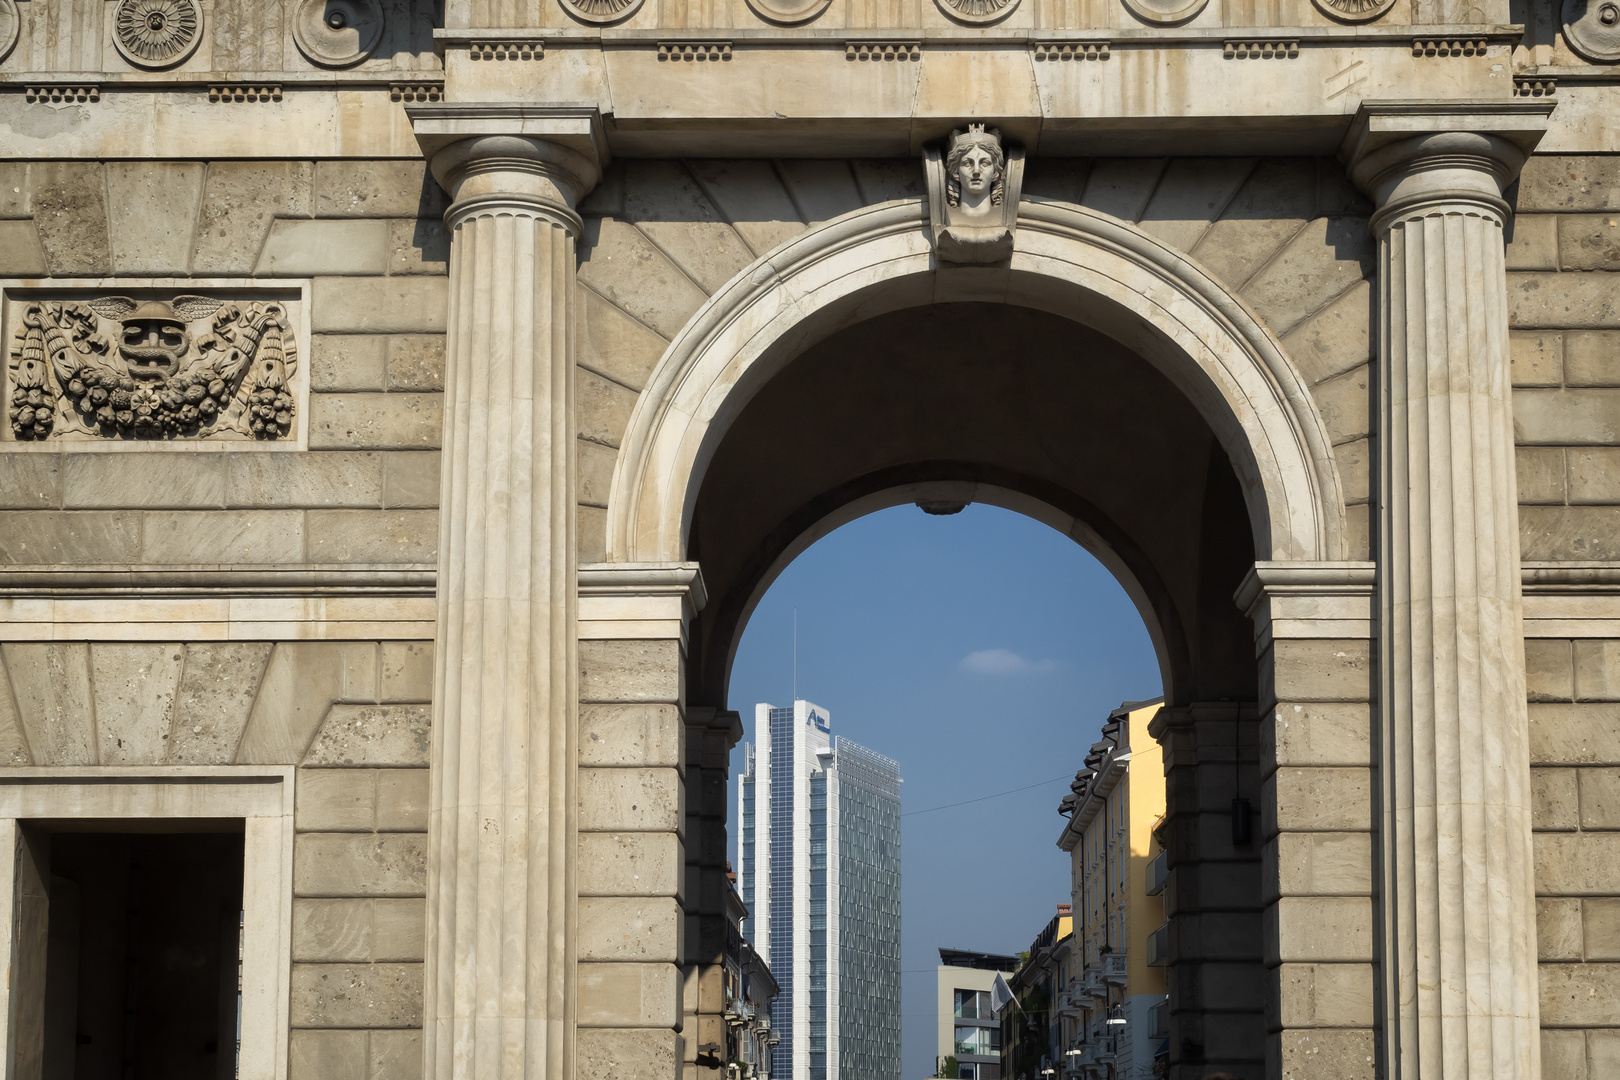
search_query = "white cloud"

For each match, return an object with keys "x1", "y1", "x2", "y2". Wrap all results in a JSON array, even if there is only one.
[{"x1": 959, "y1": 648, "x2": 1060, "y2": 676}]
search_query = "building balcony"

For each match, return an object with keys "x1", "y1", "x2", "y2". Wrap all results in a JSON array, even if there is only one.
[
  {"x1": 1101, "y1": 952, "x2": 1127, "y2": 984},
  {"x1": 1146, "y1": 922, "x2": 1169, "y2": 967},
  {"x1": 1144, "y1": 849, "x2": 1168, "y2": 896}
]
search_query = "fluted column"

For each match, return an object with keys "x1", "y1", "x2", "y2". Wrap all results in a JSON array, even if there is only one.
[
  {"x1": 1345, "y1": 102, "x2": 1550, "y2": 1080},
  {"x1": 411, "y1": 110, "x2": 602, "y2": 1080}
]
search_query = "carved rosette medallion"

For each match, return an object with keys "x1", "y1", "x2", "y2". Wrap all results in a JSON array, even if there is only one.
[
  {"x1": 112, "y1": 0, "x2": 203, "y2": 69},
  {"x1": 5, "y1": 295, "x2": 300, "y2": 444},
  {"x1": 744, "y1": 0, "x2": 832, "y2": 25},
  {"x1": 1308, "y1": 0, "x2": 1396, "y2": 23},
  {"x1": 934, "y1": 0, "x2": 1019, "y2": 23},
  {"x1": 293, "y1": 0, "x2": 385, "y2": 67},
  {"x1": 1564, "y1": 0, "x2": 1620, "y2": 61},
  {"x1": 1118, "y1": 0, "x2": 1208, "y2": 24},
  {"x1": 0, "y1": 0, "x2": 20, "y2": 66},
  {"x1": 558, "y1": 0, "x2": 645, "y2": 25}
]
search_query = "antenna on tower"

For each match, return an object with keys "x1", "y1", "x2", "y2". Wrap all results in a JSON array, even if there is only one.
[{"x1": 793, "y1": 608, "x2": 798, "y2": 703}]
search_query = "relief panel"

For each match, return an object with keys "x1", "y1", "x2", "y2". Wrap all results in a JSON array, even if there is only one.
[{"x1": 2, "y1": 283, "x2": 309, "y2": 450}]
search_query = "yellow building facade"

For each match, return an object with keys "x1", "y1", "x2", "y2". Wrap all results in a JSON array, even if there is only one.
[{"x1": 1054, "y1": 701, "x2": 1169, "y2": 1080}]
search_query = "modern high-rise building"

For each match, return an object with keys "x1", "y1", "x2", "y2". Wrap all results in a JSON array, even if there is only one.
[{"x1": 737, "y1": 700, "x2": 902, "y2": 1080}]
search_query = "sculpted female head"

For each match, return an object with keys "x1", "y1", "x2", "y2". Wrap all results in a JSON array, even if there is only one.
[{"x1": 945, "y1": 124, "x2": 1006, "y2": 208}]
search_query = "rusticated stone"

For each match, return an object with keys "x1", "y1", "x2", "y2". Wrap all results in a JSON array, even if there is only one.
[
  {"x1": 30, "y1": 162, "x2": 110, "y2": 275},
  {"x1": 170, "y1": 643, "x2": 272, "y2": 764},
  {"x1": 294, "y1": 833, "x2": 427, "y2": 898},
  {"x1": 289, "y1": 963, "x2": 423, "y2": 1027},
  {"x1": 304, "y1": 705, "x2": 431, "y2": 767},
  {"x1": 191, "y1": 162, "x2": 314, "y2": 275}
]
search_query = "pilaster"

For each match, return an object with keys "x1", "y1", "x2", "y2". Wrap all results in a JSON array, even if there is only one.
[
  {"x1": 408, "y1": 105, "x2": 604, "y2": 1080},
  {"x1": 1343, "y1": 100, "x2": 1553, "y2": 1080}
]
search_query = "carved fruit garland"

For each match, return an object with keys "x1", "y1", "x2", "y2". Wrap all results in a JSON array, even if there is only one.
[{"x1": 7, "y1": 299, "x2": 298, "y2": 441}]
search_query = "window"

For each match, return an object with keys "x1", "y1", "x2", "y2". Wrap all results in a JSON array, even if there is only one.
[
  {"x1": 954, "y1": 1026, "x2": 1000, "y2": 1056},
  {"x1": 954, "y1": 988, "x2": 993, "y2": 1019}
]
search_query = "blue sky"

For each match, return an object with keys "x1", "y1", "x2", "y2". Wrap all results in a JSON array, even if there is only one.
[{"x1": 727, "y1": 503, "x2": 1162, "y2": 1080}]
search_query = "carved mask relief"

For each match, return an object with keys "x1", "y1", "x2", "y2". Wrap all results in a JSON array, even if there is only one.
[{"x1": 5, "y1": 294, "x2": 301, "y2": 443}]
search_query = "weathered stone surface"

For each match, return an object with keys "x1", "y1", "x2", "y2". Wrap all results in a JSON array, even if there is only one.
[
  {"x1": 1534, "y1": 833, "x2": 1620, "y2": 894},
  {"x1": 226, "y1": 453, "x2": 384, "y2": 509},
  {"x1": 578, "y1": 217, "x2": 709, "y2": 341},
  {"x1": 0, "y1": 219, "x2": 47, "y2": 276},
  {"x1": 304, "y1": 704, "x2": 431, "y2": 767},
  {"x1": 1522, "y1": 507, "x2": 1620, "y2": 562},
  {"x1": 1527, "y1": 640, "x2": 1574, "y2": 703},
  {"x1": 0, "y1": 658, "x2": 34, "y2": 766},
  {"x1": 289, "y1": 1029, "x2": 367, "y2": 1080},
  {"x1": 0, "y1": 455, "x2": 59, "y2": 510},
  {"x1": 577, "y1": 1028, "x2": 679, "y2": 1078},
  {"x1": 312, "y1": 277, "x2": 449, "y2": 333},
  {"x1": 371, "y1": 900, "x2": 427, "y2": 963},
  {"x1": 310, "y1": 335, "x2": 387, "y2": 392},
  {"x1": 577, "y1": 286, "x2": 668, "y2": 393},
  {"x1": 1583, "y1": 897, "x2": 1620, "y2": 960},
  {"x1": 1267, "y1": 896, "x2": 1374, "y2": 964},
  {"x1": 192, "y1": 162, "x2": 314, "y2": 275},
  {"x1": 1511, "y1": 329, "x2": 1563, "y2": 386},
  {"x1": 1519, "y1": 447, "x2": 1567, "y2": 505},
  {"x1": 578, "y1": 438, "x2": 617, "y2": 508},
  {"x1": 1240, "y1": 217, "x2": 1372, "y2": 339},
  {"x1": 1271, "y1": 1027, "x2": 1374, "y2": 1080},
  {"x1": 239, "y1": 643, "x2": 378, "y2": 765},
  {"x1": 141, "y1": 510, "x2": 305, "y2": 563},
  {"x1": 1506, "y1": 213, "x2": 1559, "y2": 271},
  {"x1": 30, "y1": 162, "x2": 110, "y2": 275},
  {"x1": 579, "y1": 639, "x2": 682, "y2": 704},
  {"x1": 306, "y1": 510, "x2": 437, "y2": 563},
  {"x1": 1189, "y1": 159, "x2": 1318, "y2": 286},
  {"x1": 1559, "y1": 213, "x2": 1620, "y2": 271},
  {"x1": 1517, "y1": 156, "x2": 1620, "y2": 211},
  {"x1": 1575, "y1": 640, "x2": 1620, "y2": 701},
  {"x1": 1265, "y1": 833, "x2": 1372, "y2": 899},
  {"x1": 1131, "y1": 157, "x2": 1250, "y2": 252},
  {"x1": 1539, "y1": 962, "x2": 1620, "y2": 1026},
  {"x1": 290, "y1": 963, "x2": 424, "y2": 1027},
  {"x1": 293, "y1": 898, "x2": 374, "y2": 962},
  {"x1": 1270, "y1": 962, "x2": 1374, "y2": 1028},
  {"x1": 1566, "y1": 330, "x2": 1620, "y2": 386},
  {"x1": 578, "y1": 367, "x2": 639, "y2": 449},
  {"x1": 1267, "y1": 768, "x2": 1371, "y2": 832},
  {"x1": 1264, "y1": 703, "x2": 1371, "y2": 769},
  {"x1": 578, "y1": 505, "x2": 608, "y2": 563},
  {"x1": 258, "y1": 219, "x2": 390, "y2": 276},
  {"x1": 624, "y1": 161, "x2": 756, "y2": 295},
  {"x1": 1567, "y1": 448, "x2": 1620, "y2": 504},
  {"x1": 579, "y1": 768, "x2": 682, "y2": 832},
  {"x1": 310, "y1": 394, "x2": 443, "y2": 451},
  {"x1": 314, "y1": 161, "x2": 444, "y2": 219},
  {"x1": 62, "y1": 453, "x2": 225, "y2": 509},
  {"x1": 376, "y1": 770, "x2": 429, "y2": 831},
  {"x1": 578, "y1": 963, "x2": 681, "y2": 1028},
  {"x1": 387, "y1": 218, "x2": 449, "y2": 276},
  {"x1": 1580, "y1": 767, "x2": 1620, "y2": 829},
  {"x1": 577, "y1": 897, "x2": 681, "y2": 962},
  {"x1": 1515, "y1": 388, "x2": 1620, "y2": 444},
  {"x1": 105, "y1": 162, "x2": 206, "y2": 275},
  {"x1": 0, "y1": 511, "x2": 141, "y2": 563},
  {"x1": 3, "y1": 643, "x2": 94, "y2": 765},
  {"x1": 170, "y1": 642, "x2": 272, "y2": 764},
  {"x1": 379, "y1": 642, "x2": 433, "y2": 703},
  {"x1": 294, "y1": 834, "x2": 427, "y2": 897},
  {"x1": 1536, "y1": 897, "x2": 1584, "y2": 961},
  {"x1": 1532, "y1": 768, "x2": 1580, "y2": 831},
  {"x1": 382, "y1": 452, "x2": 441, "y2": 509},
  {"x1": 1510, "y1": 273, "x2": 1620, "y2": 330},
  {"x1": 580, "y1": 704, "x2": 683, "y2": 768},
  {"x1": 1539, "y1": 1029, "x2": 1588, "y2": 1080},
  {"x1": 579, "y1": 832, "x2": 682, "y2": 896},
  {"x1": 90, "y1": 644, "x2": 183, "y2": 765},
  {"x1": 1531, "y1": 703, "x2": 1620, "y2": 764},
  {"x1": 1268, "y1": 640, "x2": 1371, "y2": 704},
  {"x1": 297, "y1": 768, "x2": 376, "y2": 831},
  {"x1": 370, "y1": 1031, "x2": 421, "y2": 1080},
  {"x1": 1310, "y1": 365, "x2": 1371, "y2": 446},
  {"x1": 385, "y1": 336, "x2": 445, "y2": 391}
]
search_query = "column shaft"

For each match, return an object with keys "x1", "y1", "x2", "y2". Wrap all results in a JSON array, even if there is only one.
[
  {"x1": 1349, "y1": 112, "x2": 1550, "y2": 1079},
  {"x1": 423, "y1": 131, "x2": 595, "y2": 1080}
]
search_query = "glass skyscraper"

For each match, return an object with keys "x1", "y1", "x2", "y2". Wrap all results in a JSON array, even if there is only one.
[{"x1": 737, "y1": 700, "x2": 901, "y2": 1080}]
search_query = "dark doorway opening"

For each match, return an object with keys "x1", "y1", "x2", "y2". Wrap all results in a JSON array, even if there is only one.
[{"x1": 14, "y1": 824, "x2": 245, "y2": 1080}]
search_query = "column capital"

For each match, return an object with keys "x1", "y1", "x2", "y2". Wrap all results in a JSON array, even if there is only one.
[
  {"x1": 406, "y1": 103, "x2": 609, "y2": 231},
  {"x1": 1340, "y1": 99, "x2": 1554, "y2": 232}
]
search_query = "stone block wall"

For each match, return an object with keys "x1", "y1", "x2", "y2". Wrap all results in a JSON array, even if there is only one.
[{"x1": 0, "y1": 159, "x2": 445, "y2": 567}]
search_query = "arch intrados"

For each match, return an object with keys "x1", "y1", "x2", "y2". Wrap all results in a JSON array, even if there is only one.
[
  {"x1": 607, "y1": 197, "x2": 1348, "y2": 568},
  {"x1": 710, "y1": 475, "x2": 1182, "y2": 708}
]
